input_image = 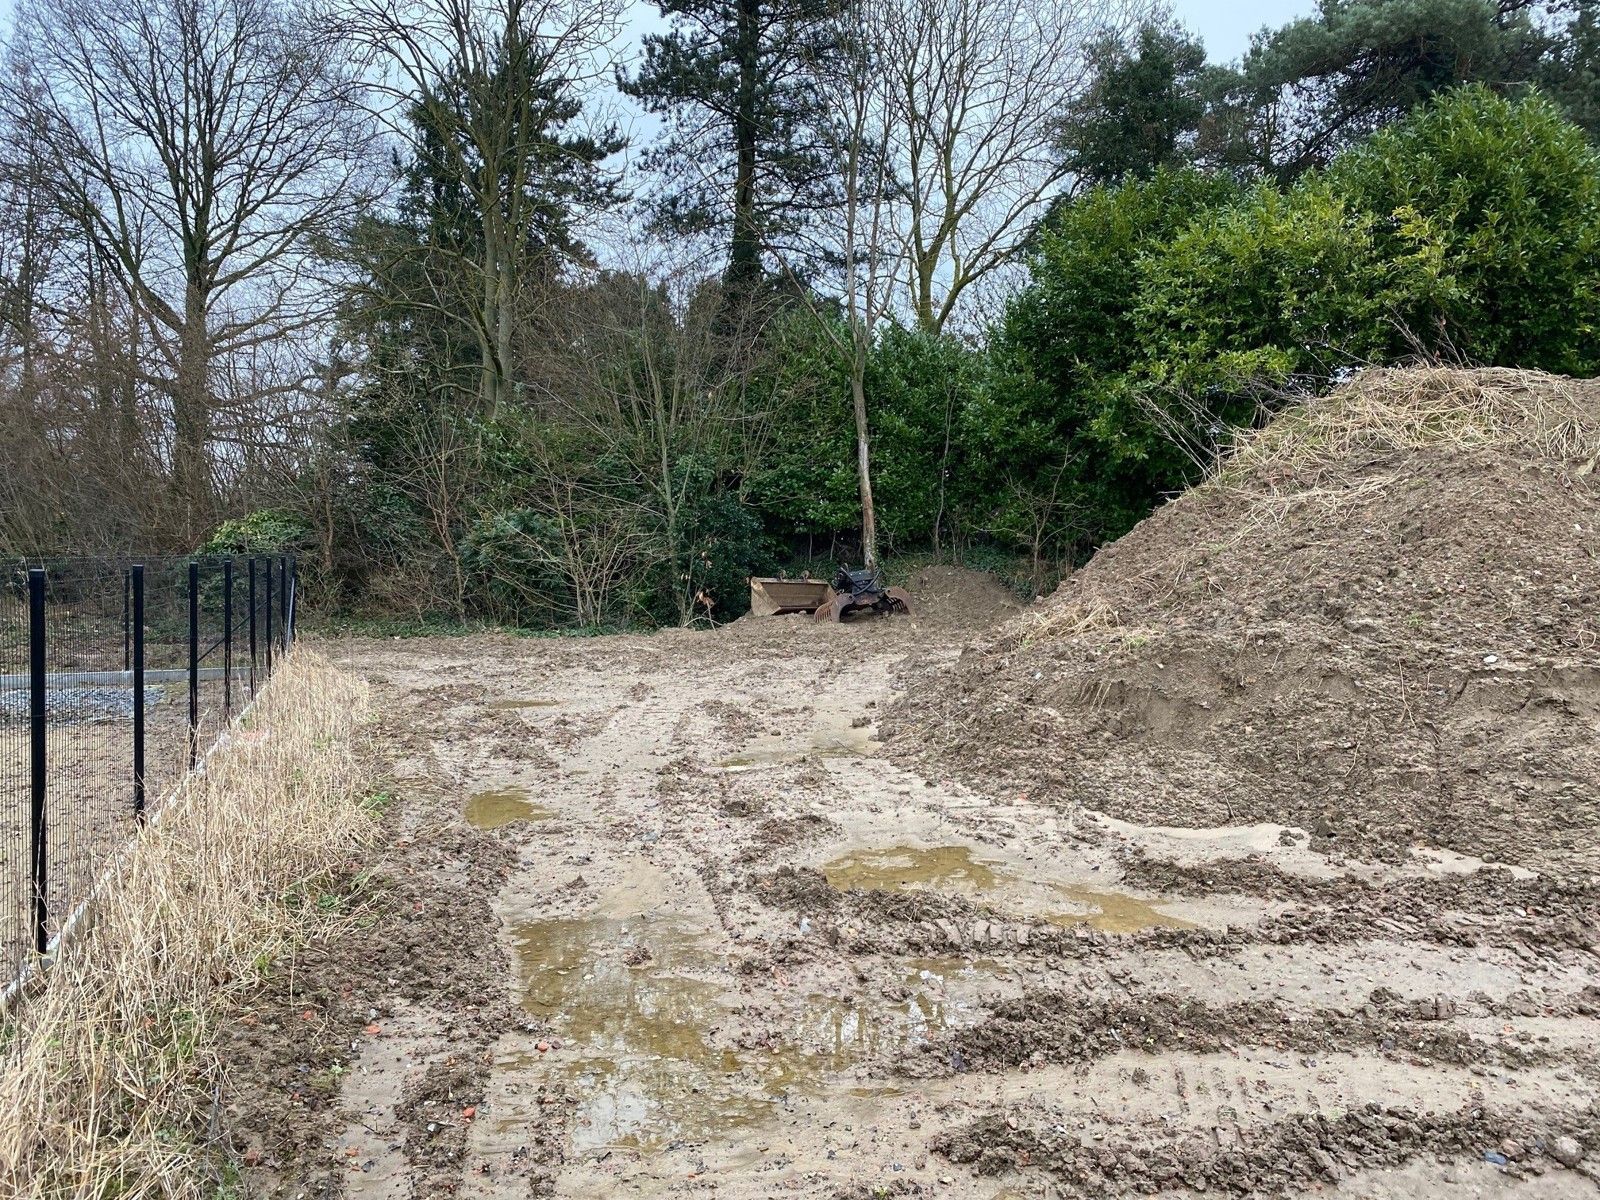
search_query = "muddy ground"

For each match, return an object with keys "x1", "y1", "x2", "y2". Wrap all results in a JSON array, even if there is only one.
[{"x1": 221, "y1": 566, "x2": 1598, "y2": 1200}]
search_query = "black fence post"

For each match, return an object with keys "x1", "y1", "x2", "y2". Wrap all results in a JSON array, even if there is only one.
[
  {"x1": 277, "y1": 555, "x2": 289, "y2": 652},
  {"x1": 264, "y1": 557, "x2": 274, "y2": 679},
  {"x1": 133, "y1": 564, "x2": 146, "y2": 823},
  {"x1": 223, "y1": 557, "x2": 234, "y2": 717},
  {"x1": 28, "y1": 568, "x2": 47, "y2": 954},
  {"x1": 248, "y1": 557, "x2": 258, "y2": 695},
  {"x1": 287, "y1": 556, "x2": 297, "y2": 644},
  {"x1": 188, "y1": 560, "x2": 199, "y2": 767}
]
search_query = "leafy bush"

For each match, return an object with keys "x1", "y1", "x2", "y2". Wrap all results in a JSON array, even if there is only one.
[
  {"x1": 745, "y1": 312, "x2": 860, "y2": 538},
  {"x1": 459, "y1": 508, "x2": 579, "y2": 624},
  {"x1": 1129, "y1": 177, "x2": 1448, "y2": 460},
  {"x1": 671, "y1": 481, "x2": 775, "y2": 624},
  {"x1": 1328, "y1": 85, "x2": 1600, "y2": 374},
  {"x1": 866, "y1": 325, "x2": 987, "y2": 553},
  {"x1": 989, "y1": 87, "x2": 1600, "y2": 557},
  {"x1": 979, "y1": 169, "x2": 1242, "y2": 553},
  {"x1": 202, "y1": 509, "x2": 312, "y2": 557}
]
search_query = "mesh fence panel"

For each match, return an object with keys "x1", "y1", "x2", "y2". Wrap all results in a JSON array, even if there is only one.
[
  {"x1": 0, "y1": 555, "x2": 295, "y2": 985},
  {"x1": 1, "y1": 565, "x2": 28, "y2": 981}
]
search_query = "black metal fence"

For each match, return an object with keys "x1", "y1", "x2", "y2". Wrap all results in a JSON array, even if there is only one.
[{"x1": 1, "y1": 555, "x2": 296, "y2": 983}]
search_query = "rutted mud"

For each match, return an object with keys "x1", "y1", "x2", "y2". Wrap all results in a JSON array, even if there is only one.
[
  {"x1": 506, "y1": 913, "x2": 979, "y2": 1154},
  {"x1": 249, "y1": 590, "x2": 1600, "y2": 1199}
]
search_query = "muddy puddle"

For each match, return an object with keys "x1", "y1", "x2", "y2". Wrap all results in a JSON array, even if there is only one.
[
  {"x1": 507, "y1": 915, "x2": 983, "y2": 1153},
  {"x1": 484, "y1": 697, "x2": 562, "y2": 711},
  {"x1": 465, "y1": 787, "x2": 555, "y2": 829},
  {"x1": 716, "y1": 726, "x2": 880, "y2": 770},
  {"x1": 823, "y1": 844, "x2": 1193, "y2": 933}
]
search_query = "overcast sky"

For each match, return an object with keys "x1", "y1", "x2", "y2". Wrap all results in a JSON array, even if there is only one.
[
  {"x1": 608, "y1": 0, "x2": 1310, "y2": 75},
  {"x1": 0, "y1": 0, "x2": 1311, "y2": 61},
  {"x1": 1177, "y1": 0, "x2": 1311, "y2": 58}
]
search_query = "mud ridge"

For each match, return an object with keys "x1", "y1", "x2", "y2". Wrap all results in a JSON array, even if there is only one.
[
  {"x1": 934, "y1": 1101, "x2": 1600, "y2": 1195},
  {"x1": 922, "y1": 989, "x2": 1544, "y2": 1078},
  {"x1": 219, "y1": 741, "x2": 519, "y2": 1197}
]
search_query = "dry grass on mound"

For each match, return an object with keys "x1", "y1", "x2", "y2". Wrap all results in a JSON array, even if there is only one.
[
  {"x1": 1217, "y1": 366, "x2": 1600, "y2": 487},
  {"x1": 0, "y1": 650, "x2": 373, "y2": 1200},
  {"x1": 1018, "y1": 367, "x2": 1600, "y2": 647}
]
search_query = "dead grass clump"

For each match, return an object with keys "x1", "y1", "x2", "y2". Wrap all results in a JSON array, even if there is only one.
[
  {"x1": 1016, "y1": 597, "x2": 1123, "y2": 646},
  {"x1": 1215, "y1": 366, "x2": 1600, "y2": 489},
  {"x1": 1021, "y1": 367, "x2": 1600, "y2": 645},
  {"x1": 0, "y1": 650, "x2": 373, "y2": 1199}
]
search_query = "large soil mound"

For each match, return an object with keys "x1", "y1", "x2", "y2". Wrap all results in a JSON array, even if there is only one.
[
  {"x1": 887, "y1": 367, "x2": 1600, "y2": 872},
  {"x1": 903, "y1": 563, "x2": 1024, "y2": 626}
]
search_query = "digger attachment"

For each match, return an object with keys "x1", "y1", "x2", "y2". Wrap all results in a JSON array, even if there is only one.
[
  {"x1": 748, "y1": 576, "x2": 834, "y2": 617},
  {"x1": 749, "y1": 568, "x2": 913, "y2": 622},
  {"x1": 812, "y1": 566, "x2": 913, "y2": 622},
  {"x1": 813, "y1": 585, "x2": 913, "y2": 622}
]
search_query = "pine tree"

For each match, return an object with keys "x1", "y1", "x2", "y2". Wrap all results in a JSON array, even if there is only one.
[
  {"x1": 1218, "y1": 0, "x2": 1553, "y2": 176},
  {"x1": 621, "y1": 0, "x2": 838, "y2": 295},
  {"x1": 1542, "y1": 0, "x2": 1600, "y2": 141},
  {"x1": 1058, "y1": 22, "x2": 1209, "y2": 187}
]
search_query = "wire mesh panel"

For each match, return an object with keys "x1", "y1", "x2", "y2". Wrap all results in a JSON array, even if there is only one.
[
  {"x1": 0, "y1": 554, "x2": 296, "y2": 983},
  {"x1": 37, "y1": 559, "x2": 137, "y2": 951},
  {"x1": 0, "y1": 565, "x2": 29, "y2": 981},
  {"x1": 141, "y1": 558, "x2": 199, "y2": 806}
]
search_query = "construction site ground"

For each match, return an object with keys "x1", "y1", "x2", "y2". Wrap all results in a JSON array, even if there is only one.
[{"x1": 221, "y1": 568, "x2": 1598, "y2": 1198}]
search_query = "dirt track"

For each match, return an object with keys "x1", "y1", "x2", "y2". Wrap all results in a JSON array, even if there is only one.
[{"x1": 221, "y1": 574, "x2": 1600, "y2": 1200}]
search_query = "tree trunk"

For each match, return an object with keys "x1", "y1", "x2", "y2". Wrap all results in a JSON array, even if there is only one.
[
  {"x1": 480, "y1": 224, "x2": 505, "y2": 414},
  {"x1": 726, "y1": 0, "x2": 762, "y2": 296},
  {"x1": 172, "y1": 280, "x2": 214, "y2": 541},
  {"x1": 849, "y1": 345, "x2": 877, "y2": 569},
  {"x1": 914, "y1": 252, "x2": 937, "y2": 333},
  {"x1": 495, "y1": 251, "x2": 515, "y2": 417}
]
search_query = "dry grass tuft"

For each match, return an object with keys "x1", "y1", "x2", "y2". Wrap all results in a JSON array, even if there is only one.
[
  {"x1": 0, "y1": 650, "x2": 373, "y2": 1199},
  {"x1": 1017, "y1": 597, "x2": 1124, "y2": 646},
  {"x1": 1214, "y1": 366, "x2": 1600, "y2": 489},
  {"x1": 1018, "y1": 367, "x2": 1600, "y2": 645}
]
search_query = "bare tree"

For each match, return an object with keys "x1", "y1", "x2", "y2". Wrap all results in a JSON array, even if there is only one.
[
  {"x1": 880, "y1": 0, "x2": 1142, "y2": 332},
  {"x1": 778, "y1": 0, "x2": 906, "y2": 569},
  {"x1": 7, "y1": 0, "x2": 377, "y2": 539},
  {"x1": 776, "y1": 0, "x2": 1138, "y2": 565},
  {"x1": 523, "y1": 256, "x2": 769, "y2": 624},
  {"x1": 336, "y1": 0, "x2": 625, "y2": 417}
]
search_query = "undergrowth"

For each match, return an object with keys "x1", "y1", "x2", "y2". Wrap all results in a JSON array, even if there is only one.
[{"x1": 0, "y1": 650, "x2": 374, "y2": 1199}]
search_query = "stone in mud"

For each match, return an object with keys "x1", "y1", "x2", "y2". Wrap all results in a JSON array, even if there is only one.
[
  {"x1": 1550, "y1": 1136, "x2": 1585, "y2": 1168},
  {"x1": 1410, "y1": 995, "x2": 1457, "y2": 1021}
]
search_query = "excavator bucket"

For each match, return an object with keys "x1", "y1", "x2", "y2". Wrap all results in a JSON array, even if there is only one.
[
  {"x1": 813, "y1": 592, "x2": 844, "y2": 622},
  {"x1": 748, "y1": 576, "x2": 833, "y2": 617},
  {"x1": 813, "y1": 585, "x2": 913, "y2": 622}
]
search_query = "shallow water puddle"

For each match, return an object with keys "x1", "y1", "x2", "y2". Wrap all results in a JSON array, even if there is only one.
[
  {"x1": 824, "y1": 844, "x2": 1000, "y2": 892},
  {"x1": 716, "y1": 726, "x2": 879, "y2": 770},
  {"x1": 465, "y1": 787, "x2": 554, "y2": 829},
  {"x1": 822, "y1": 844, "x2": 1193, "y2": 933},
  {"x1": 507, "y1": 916, "x2": 971, "y2": 1152},
  {"x1": 1047, "y1": 885, "x2": 1194, "y2": 933},
  {"x1": 484, "y1": 697, "x2": 562, "y2": 711}
]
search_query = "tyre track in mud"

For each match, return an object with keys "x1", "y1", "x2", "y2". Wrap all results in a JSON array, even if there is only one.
[{"x1": 236, "y1": 602, "x2": 1600, "y2": 1199}]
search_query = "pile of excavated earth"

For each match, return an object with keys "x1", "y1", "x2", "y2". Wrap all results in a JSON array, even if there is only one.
[
  {"x1": 888, "y1": 366, "x2": 1600, "y2": 874},
  {"x1": 223, "y1": 367, "x2": 1599, "y2": 1200}
]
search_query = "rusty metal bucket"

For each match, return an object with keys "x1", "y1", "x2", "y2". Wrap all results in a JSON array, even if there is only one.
[
  {"x1": 748, "y1": 576, "x2": 833, "y2": 617},
  {"x1": 813, "y1": 586, "x2": 913, "y2": 622}
]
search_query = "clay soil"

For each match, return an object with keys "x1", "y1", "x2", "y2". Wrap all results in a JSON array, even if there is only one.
[{"x1": 220, "y1": 579, "x2": 1598, "y2": 1198}]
